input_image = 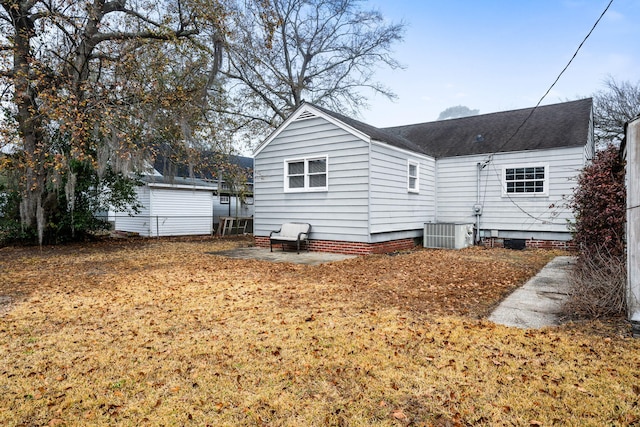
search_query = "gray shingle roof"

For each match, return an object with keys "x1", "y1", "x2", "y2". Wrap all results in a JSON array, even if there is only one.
[
  {"x1": 309, "y1": 98, "x2": 592, "y2": 159},
  {"x1": 384, "y1": 98, "x2": 593, "y2": 158},
  {"x1": 309, "y1": 103, "x2": 426, "y2": 154}
]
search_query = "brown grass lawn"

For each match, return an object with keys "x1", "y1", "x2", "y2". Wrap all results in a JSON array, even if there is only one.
[{"x1": 1, "y1": 238, "x2": 639, "y2": 426}]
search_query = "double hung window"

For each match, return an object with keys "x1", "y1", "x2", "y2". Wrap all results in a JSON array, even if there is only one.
[
  {"x1": 408, "y1": 160, "x2": 419, "y2": 193},
  {"x1": 285, "y1": 156, "x2": 328, "y2": 192}
]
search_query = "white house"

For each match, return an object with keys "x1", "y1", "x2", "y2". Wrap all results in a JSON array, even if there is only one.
[{"x1": 252, "y1": 99, "x2": 594, "y2": 254}]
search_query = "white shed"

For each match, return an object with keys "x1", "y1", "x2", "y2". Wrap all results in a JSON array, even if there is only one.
[{"x1": 112, "y1": 176, "x2": 216, "y2": 237}]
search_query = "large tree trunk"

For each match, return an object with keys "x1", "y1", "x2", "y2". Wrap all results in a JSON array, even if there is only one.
[
  {"x1": 1, "y1": 0, "x2": 228, "y2": 245},
  {"x1": 5, "y1": 1, "x2": 46, "y2": 235}
]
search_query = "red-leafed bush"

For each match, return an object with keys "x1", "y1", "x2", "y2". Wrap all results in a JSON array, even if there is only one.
[
  {"x1": 567, "y1": 144, "x2": 626, "y2": 318},
  {"x1": 570, "y1": 144, "x2": 626, "y2": 257}
]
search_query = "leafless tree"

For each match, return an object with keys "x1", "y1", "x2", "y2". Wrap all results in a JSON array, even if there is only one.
[
  {"x1": 220, "y1": 0, "x2": 405, "y2": 141},
  {"x1": 593, "y1": 76, "x2": 640, "y2": 147}
]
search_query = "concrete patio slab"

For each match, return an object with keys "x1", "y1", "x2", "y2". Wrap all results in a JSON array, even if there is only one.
[{"x1": 209, "y1": 247, "x2": 356, "y2": 265}]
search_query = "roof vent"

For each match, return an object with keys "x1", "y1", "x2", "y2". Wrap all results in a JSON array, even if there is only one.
[
  {"x1": 296, "y1": 110, "x2": 316, "y2": 121},
  {"x1": 475, "y1": 134, "x2": 484, "y2": 142}
]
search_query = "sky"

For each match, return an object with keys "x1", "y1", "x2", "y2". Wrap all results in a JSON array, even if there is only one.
[{"x1": 360, "y1": 0, "x2": 640, "y2": 127}]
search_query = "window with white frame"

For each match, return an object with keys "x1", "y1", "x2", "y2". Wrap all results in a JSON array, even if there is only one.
[
  {"x1": 503, "y1": 165, "x2": 548, "y2": 196},
  {"x1": 284, "y1": 156, "x2": 328, "y2": 192},
  {"x1": 407, "y1": 160, "x2": 419, "y2": 192},
  {"x1": 220, "y1": 195, "x2": 230, "y2": 204}
]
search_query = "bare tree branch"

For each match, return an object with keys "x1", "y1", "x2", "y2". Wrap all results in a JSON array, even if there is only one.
[
  {"x1": 593, "y1": 76, "x2": 640, "y2": 147},
  {"x1": 93, "y1": 29, "x2": 199, "y2": 43},
  {"x1": 221, "y1": 0, "x2": 405, "y2": 142}
]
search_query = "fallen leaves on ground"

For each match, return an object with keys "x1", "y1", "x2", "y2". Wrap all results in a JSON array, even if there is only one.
[{"x1": 1, "y1": 237, "x2": 638, "y2": 426}]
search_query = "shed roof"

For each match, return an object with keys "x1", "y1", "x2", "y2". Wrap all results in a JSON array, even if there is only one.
[
  {"x1": 141, "y1": 175, "x2": 218, "y2": 189},
  {"x1": 153, "y1": 151, "x2": 253, "y2": 181}
]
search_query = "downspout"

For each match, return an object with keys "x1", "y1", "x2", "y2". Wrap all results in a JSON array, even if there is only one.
[
  {"x1": 433, "y1": 159, "x2": 438, "y2": 223},
  {"x1": 367, "y1": 138, "x2": 372, "y2": 244},
  {"x1": 474, "y1": 162, "x2": 482, "y2": 244},
  {"x1": 474, "y1": 158, "x2": 490, "y2": 244}
]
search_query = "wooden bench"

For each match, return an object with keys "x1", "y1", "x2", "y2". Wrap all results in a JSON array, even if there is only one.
[{"x1": 269, "y1": 223, "x2": 311, "y2": 254}]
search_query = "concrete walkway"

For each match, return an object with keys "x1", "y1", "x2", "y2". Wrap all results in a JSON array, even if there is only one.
[{"x1": 489, "y1": 256, "x2": 576, "y2": 329}]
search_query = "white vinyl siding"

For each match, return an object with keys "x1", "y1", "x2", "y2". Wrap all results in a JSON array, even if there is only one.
[
  {"x1": 436, "y1": 146, "x2": 586, "y2": 238},
  {"x1": 113, "y1": 186, "x2": 151, "y2": 236},
  {"x1": 213, "y1": 195, "x2": 252, "y2": 219},
  {"x1": 148, "y1": 188, "x2": 213, "y2": 236},
  {"x1": 254, "y1": 116, "x2": 370, "y2": 243},
  {"x1": 113, "y1": 186, "x2": 215, "y2": 237},
  {"x1": 254, "y1": 103, "x2": 590, "y2": 248},
  {"x1": 370, "y1": 142, "x2": 435, "y2": 235}
]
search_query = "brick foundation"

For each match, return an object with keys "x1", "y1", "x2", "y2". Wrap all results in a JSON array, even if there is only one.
[
  {"x1": 254, "y1": 236, "x2": 418, "y2": 255},
  {"x1": 256, "y1": 235, "x2": 575, "y2": 255},
  {"x1": 481, "y1": 237, "x2": 576, "y2": 251}
]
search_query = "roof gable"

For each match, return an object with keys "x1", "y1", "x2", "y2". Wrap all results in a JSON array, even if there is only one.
[
  {"x1": 254, "y1": 102, "x2": 429, "y2": 157},
  {"x1": 254, "y1": 103, "x2": 373, "y2": 156}
]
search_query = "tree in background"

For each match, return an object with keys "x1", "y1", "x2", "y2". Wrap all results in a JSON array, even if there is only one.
[
  {"x1": 0, "y1": 0, "x2": 231, "y2": 244},
  {"x1": 437, "y1": 105, "x2": 479, "y2": 121},
  {"x1": 220, "y1": 0, "x2": 405, "y2": 143},
  {"x1": 592, "y1": 76, "x2": 640, "y2": 147},
  {"x1": 575, "y1": 77, "x2": 640, "y2": 254}
]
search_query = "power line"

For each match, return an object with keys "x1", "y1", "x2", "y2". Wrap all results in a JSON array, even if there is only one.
[
  {"x1": 480, "y1": 0, "x2": 613, "y2": 224},
  {"x1": 487, "y1": 161, "x2": 570, "y2": 226},
  {"x1": 490, "y1": 0, "x2": 613, "y2": 158}
]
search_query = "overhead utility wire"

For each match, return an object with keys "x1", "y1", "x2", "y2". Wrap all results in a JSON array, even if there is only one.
[
  {"x1": 489, "y1": 0, "x2": 614, "y2": 158},
  {"x1": 480, "y1": 0, "x2": 613, "y2": 226}
]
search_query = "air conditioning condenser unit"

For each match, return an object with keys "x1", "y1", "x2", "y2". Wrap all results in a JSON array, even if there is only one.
[{"x1": 423, "y1": 223, "x2": 474, "y2": 250}]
